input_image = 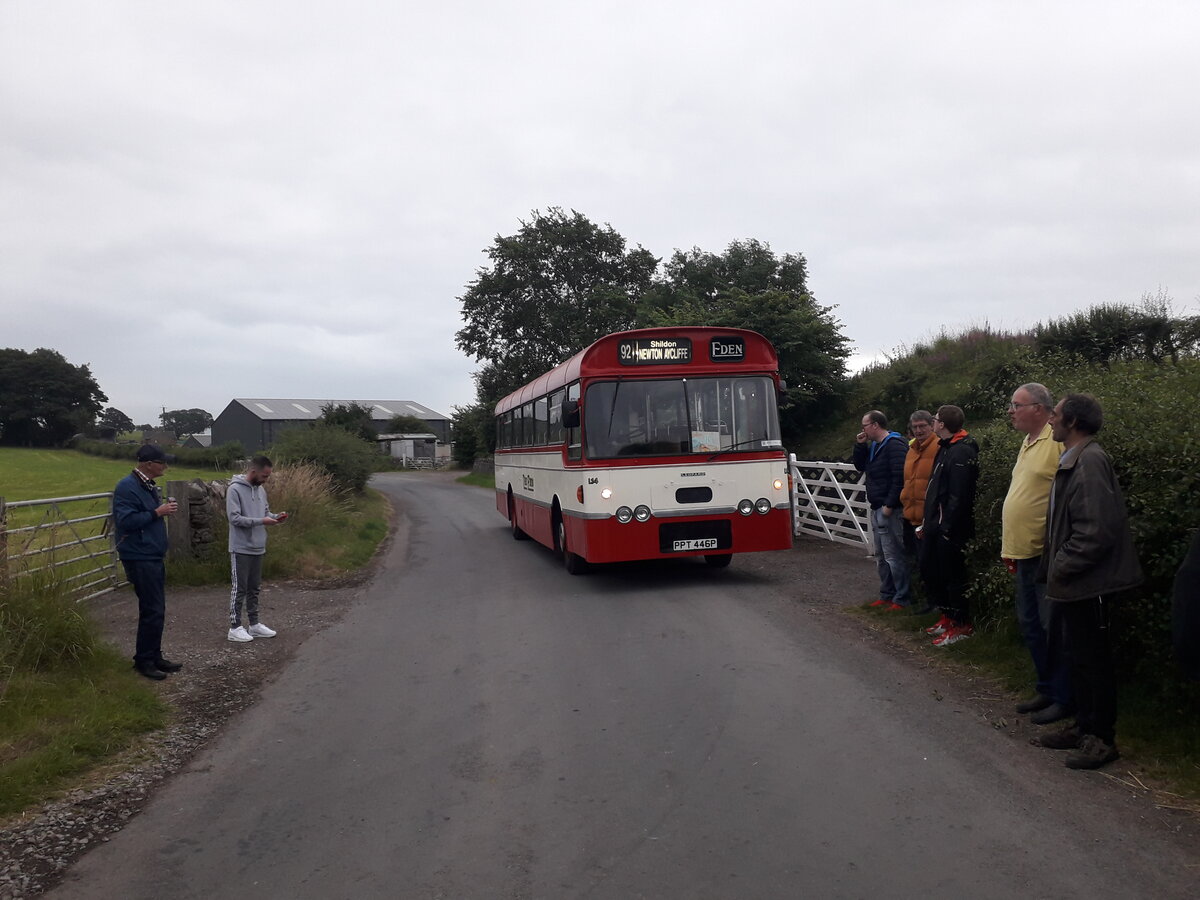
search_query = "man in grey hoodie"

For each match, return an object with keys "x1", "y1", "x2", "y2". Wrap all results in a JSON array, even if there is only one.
[{"x1": 226, "y1": 456, "x2": 288, "y2": 642}]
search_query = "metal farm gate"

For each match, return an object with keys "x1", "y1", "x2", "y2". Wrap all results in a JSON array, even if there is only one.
[{"x1": 0, "y1": 493, "x2": 124, "y2": 601}]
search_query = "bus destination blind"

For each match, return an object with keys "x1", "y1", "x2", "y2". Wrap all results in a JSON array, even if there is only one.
[{"x1": 617, "y1": 337, "x2": 692, "y2": 366}]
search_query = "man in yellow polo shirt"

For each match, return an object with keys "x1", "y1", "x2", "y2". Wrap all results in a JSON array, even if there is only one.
[{"x1": 1002, "y1": 383, "x2": 1071, "y2": 724}]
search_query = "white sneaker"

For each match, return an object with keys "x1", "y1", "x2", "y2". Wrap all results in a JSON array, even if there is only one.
[
  {"x1": 248, "y1": 623, "x2": 276, "y2": 638},
  {"x1": 228, "y1": 626, "x2": 254, "y2": 642}
]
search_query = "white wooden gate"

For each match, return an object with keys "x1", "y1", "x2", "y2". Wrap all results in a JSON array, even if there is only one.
[{"x1": 787, "y1": 455, "x2": 874, "y2": 554}]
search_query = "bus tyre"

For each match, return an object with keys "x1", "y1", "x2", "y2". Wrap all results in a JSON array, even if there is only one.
[
  {"x1": 557, "y1": 517, "x2": 588, "y2": 575},
  {"x1": 509, "y1": 494, "x2": 529, "y2": 541},
  {"x1": 704, "y1": 553, "x2": 733, "y2": 568}
]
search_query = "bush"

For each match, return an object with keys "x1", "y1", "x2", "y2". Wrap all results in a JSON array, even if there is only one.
[
  {"x1": 72, "y1": 438, "x2": 246, "y2": 469},
  {"x1": 269, "y1": 424, "x2": 377, "y2": 493}
]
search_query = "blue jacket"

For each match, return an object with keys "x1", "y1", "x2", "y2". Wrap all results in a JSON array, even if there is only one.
[
  {"x1": 852, "y1": 431, "x2": 907, "y2": 510},
  {"x1": 113, "y1": 471, "x2": 168, "y2": 560}
]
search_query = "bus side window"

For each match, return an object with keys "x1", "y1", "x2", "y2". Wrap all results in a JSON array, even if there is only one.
[
  {"x1": 566, "y1": 382, "x2": 582, "y2": 460},
  {"x1": 521, "y1": 403, "x2": 534, "y2": 447},
  {"x1": 534, "y1": 396, "x2": 548, "y2": 445},
  {"x1": 549, "y1": 390, "x2": 564, "y2": 444}
]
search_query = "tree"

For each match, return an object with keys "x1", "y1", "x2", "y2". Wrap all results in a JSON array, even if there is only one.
[
  {"x1": 455, "y1": 208, "x2": 658, "y2": 405},
  {"x1": 160, "y1": 408, "x2": 213, "y2": 437},
  {"x1": 96, "y1": 407, "x2": 135, "y2": 436},
  {"x1": 641, "y1": 241, "x2": 851, "y2": 440},
  {"x1": 319, "y1": 402, "x2": 378, "y2": 442},
  {"x1": 640, "y1": 238, "x2": 811, "y2": 315},
  {"x1": 450, "y1": 402, "x2": 494, "y2": 466},
  {"x1": 385, "y1": 413, "x2": 430, "y2": 434},
  {"x1": 0, "y1": 348, "x2": 108, "y2": 446}
]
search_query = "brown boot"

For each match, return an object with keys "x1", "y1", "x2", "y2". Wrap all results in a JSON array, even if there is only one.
[
  {"x1": 1031, "y1": 725, "x2": 1081, "y2": 750},
  {"x1": 1064, "y1": 735, "x2": 1120, "y2": 770}
]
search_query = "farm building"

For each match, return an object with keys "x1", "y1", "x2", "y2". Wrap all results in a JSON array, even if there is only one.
[
  {"x1": 211, "y1": 399, "x2": 451, "y2": 452},
  {"x1": 182, "y1": 433, "x2": 212, "y2": 449}
]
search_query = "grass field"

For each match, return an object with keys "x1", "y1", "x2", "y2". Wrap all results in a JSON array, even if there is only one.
[{"x1": 0, "y1": 447, "x2": 232, "y2": 502}]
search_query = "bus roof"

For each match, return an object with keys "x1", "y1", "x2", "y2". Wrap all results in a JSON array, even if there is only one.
[{"x1": 494, "y1": 327, "x2": 779, "y2": 416}]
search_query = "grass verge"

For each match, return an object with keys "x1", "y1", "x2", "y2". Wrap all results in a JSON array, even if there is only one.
[
  {"x1": 0, "y1": 579, "x2": 167, "y2": 818},
  {"x1": 455, "y1": 472, "x2": 495, "y2": 489},
  {"x1": 852, "y1": 603, "x2": 1200, "y2": 804}
]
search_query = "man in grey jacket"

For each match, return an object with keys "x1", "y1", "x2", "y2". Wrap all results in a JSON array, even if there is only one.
[
  {"x1": 1034, "y1": 394, "x2": 1142, "y2": 770},
  {"x1": 226, "y1": 456, "x2": 288, "y2": 642}
]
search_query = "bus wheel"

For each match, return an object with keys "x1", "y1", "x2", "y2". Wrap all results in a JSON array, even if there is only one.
[
  {"x1": 704, "y1": 553, "x2": 733, "y2": 568},
  {"x1": 509, "y1": 492, "x2": 528, "y2": 541},
  {"x1": 557, "y1": 517, "x2": 588, "y2": 575}
]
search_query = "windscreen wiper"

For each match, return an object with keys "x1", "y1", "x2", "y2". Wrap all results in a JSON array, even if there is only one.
[{"x1": 706, "y1": 437, "x2": 783, "y2": 461}]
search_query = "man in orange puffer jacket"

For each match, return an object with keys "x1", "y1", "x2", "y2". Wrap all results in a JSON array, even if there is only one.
[{"x1": 900, "y1": 410, "x2": 940, "y2": 610}]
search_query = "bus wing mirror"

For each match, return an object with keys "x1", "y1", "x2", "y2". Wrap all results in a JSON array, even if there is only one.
[
  {"x1": 777, "y1": 379, "x2": 788, "y2": 394},
  {"x1": 561, "y1": 399, "x2": 581, "y2": 429}
]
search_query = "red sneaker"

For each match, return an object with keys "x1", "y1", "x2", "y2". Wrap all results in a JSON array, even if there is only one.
[
  {"x1": 933, "y1": 623, "x2": 974, "y2": 647},
  {"x1": 924, "y1": 615, "x2": 952, "y2": 635},
  {"x1": 869, "y1": 599, "x2": 888, "y2": 608},
  {"x1": 885, "y1": 602, "x2": 905, "y2": 611}
]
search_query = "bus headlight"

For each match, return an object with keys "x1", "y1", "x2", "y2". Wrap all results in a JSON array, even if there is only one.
[
  {"x1": 773, "y1": 478, "x2": 784, "y2": 491},
  {"x1": 737, "y1": 498, "x2": 754, "y2": 516},
  {"x1": 755, "y1": 497, "x2": 772, "y2": 515},
  {"x1": 616, "y1": 506, "x2": 633, "y2": 523},
  {"x1": 634, "y1": 504, "x2": 652, "y2": 522},
  {"x1": 601, "y1": 488, "x2": 613, "y2": 499}
]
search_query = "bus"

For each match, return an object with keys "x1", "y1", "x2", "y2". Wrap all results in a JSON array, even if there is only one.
[{"x1": 493, "y1": 327, "x2": 794, "y2": 573}]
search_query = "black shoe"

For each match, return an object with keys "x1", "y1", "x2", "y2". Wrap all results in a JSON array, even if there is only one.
[
  {"x1": 1030, "y1": 703, "x2": 1073, "y2": 726},
  {"x1": 1016, "y1": 693, "x2": 1053, "y2": 714},
  {"x1": 155, "y1": 658, "x2": 183, "y2": 673},
  {"x1": 1065, "y1": 735, "x2": 1120, "y2": 770},
  {"x1": 133, "y1": 662, "x2": 166, "y2": 681},
  {"x1": 1031, "y1": 725, "x2": 1081, "y2": 750}
]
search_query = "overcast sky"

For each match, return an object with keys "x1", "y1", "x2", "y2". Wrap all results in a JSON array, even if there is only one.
[{"x1": 3, "y1": 1, "x2": 1197, "y2": 428}]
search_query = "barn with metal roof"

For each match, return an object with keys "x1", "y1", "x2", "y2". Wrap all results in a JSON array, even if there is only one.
[{"x1": 211, "y1": 399, "x2": 451, "y2": 451}]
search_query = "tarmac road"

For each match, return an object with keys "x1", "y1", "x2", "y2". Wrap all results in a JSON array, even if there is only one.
[{"x1": 51, "y1": 472, "x2": 1198, "y2": 899}]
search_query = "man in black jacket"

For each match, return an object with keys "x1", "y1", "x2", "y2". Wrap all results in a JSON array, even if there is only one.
[
  {"x1": 1035, "y1": 393, "x2": 1142, "y2": 770},
  {"x1": 920, "y1": 405, "x2": 979, "y2": 647},
  {"x1": 852, "y1": 410, "x2": 911, "y2": 610}
]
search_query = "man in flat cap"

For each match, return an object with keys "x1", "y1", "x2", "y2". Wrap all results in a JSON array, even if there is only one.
[{"x1": 113, "y1": 444, "x2": 182, "y2": 680}]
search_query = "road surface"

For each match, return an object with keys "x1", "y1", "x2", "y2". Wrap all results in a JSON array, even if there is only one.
[{"x1": 52, "y1": 472, "x2": 1198, "y2": 899}]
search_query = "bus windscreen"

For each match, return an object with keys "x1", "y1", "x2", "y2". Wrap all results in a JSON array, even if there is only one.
[{"x1": 584, "y1": 376, "x2": 781, "y2": 458}]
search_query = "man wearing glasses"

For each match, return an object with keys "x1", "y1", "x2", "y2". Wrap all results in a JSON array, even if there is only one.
[
  {"x1": 1002, "y1": 384, "x2": 1071, "y2": 725},
  {"x1": 853, "y1": 410, "x2": 911, "y2": 610},
  {"x1": 113, "y1": 444, "x2": 182, "y2": 680}
]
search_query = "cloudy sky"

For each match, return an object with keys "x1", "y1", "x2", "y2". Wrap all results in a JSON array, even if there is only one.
[{"x1": 3, "y1": 1, "x2": 1197, "y2": 428}]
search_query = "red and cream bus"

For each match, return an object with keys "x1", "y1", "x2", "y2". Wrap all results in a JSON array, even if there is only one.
[{"x1": 493, "y1": 327, "x2": 793, "y2": 573}]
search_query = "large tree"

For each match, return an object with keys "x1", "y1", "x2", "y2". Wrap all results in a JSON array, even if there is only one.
[
  {"x1": 641, "y1": 241, "x2": 851, "y2": 438},
  {"x1": 640, "y1": 238, "x2": 811, "y2": 314},
  {"x1": 456, "y1": 208, "x2": 658, "y2": 404},
  {"x1": 160, "y1": 408, "x2": 213, "y2": 437},
  {"x1": 0, "y1": 348, "x2": 108, "y2": 446}
]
